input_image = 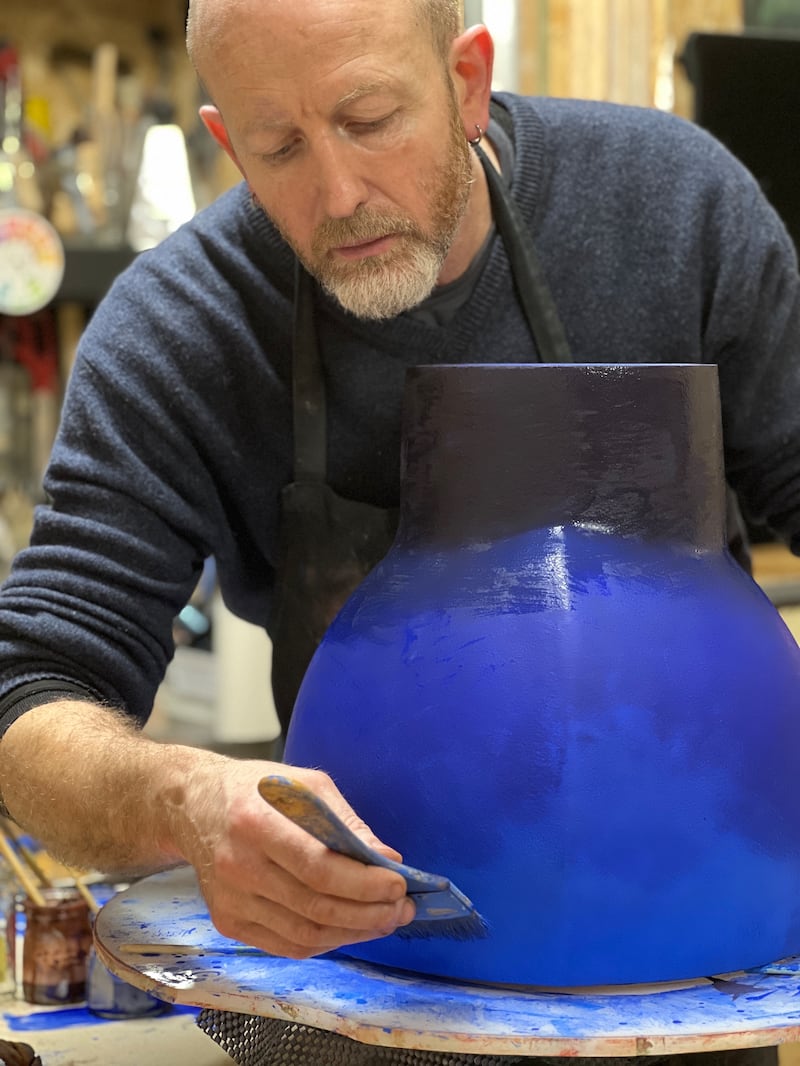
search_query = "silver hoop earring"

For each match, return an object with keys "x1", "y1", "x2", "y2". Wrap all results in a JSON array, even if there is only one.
[{"x1": 468, "y1": 123, "x2": 483, "y2": 148}]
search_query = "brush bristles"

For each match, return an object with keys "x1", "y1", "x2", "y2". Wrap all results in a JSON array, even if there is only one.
[{"x1": 395, "y1": 913, "x2": 490, "y2": 941}]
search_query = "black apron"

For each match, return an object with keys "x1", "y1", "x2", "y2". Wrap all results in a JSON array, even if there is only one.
[{"x1": 268, "y1": 147, "x2": 570, "y2": 735}]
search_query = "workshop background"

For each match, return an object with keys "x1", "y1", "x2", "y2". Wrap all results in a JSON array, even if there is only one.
[{"x1": 0, "y1": 2, "x2": 799, "y2": 1058}]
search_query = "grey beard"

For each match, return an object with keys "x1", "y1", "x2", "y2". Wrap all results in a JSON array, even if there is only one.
[{"x1": 315, "y1": 240, "x2": 444, "y2": 320}]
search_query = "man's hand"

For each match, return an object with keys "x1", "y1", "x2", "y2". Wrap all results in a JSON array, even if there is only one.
[
  {"x1": 0, "y1": 702, "x2": 414, "y2": 957},
  {"x1": 170, "y1": 761, "x2": 415, "y2": 957}
]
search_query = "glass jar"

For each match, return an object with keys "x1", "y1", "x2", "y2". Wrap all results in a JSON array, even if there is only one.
[
  {"x1": 22, "y1": 888, "x2": 92, "y2": 1005},
  {"x1": 86, "y1": 945, "x2": 167, "y2": 1019}
]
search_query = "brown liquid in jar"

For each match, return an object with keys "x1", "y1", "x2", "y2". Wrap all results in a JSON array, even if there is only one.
[{"x1": 22, "y1": 888, "x2": 92, "y2": 1005}]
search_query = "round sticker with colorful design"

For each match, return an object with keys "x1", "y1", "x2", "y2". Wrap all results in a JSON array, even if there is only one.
[{"x1": 0, "y1": 208, "x2": 65, "y2": 316}]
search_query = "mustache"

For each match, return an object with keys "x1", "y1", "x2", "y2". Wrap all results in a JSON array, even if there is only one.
[{"x1": 312, "y1": 207, "x2": 422, "y2": 255}]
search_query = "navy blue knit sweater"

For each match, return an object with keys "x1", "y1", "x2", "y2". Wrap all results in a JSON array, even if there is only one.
[{"x1": 0, "y1": 93, "x2": 798, "y2": 730}]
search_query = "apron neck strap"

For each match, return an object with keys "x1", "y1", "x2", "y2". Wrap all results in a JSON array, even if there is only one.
[
  {"x1": 292, "y1": 259, "x2": 327, "y2": 482},
  {"x1": 475, "y1": 145, "x2": 571, "y2": 362}
]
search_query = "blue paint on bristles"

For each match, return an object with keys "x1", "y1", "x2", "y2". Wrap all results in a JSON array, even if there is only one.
[{"x1": 258, "y1": 775, "x2": 488, "y2": 941}]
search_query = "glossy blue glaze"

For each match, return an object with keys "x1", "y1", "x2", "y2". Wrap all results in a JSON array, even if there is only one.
[{"x1": 285, "y1": 365, "x2": 800, "y2": 987}]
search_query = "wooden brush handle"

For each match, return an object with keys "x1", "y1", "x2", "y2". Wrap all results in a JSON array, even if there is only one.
[
  {"x1": 2, "y1": 820, "x2": 99, "y2": 914},
  {"x1": 120, "y1": 942, "x2": 265, "y2": 956},
  {"x1": 0, "y1": 828, "x2": 46, "y2": 906},
  {"x1": 61, "y1": 867, "x2": 100, "y2": 915},
  {"x1": 3, "y1": 821, "x2": 51, "y2": 887}
]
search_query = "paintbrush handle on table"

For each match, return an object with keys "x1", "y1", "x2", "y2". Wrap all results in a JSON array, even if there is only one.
[
  {"x1": 258, "y1": 774, "x2": 487, "y2": 940},
  {"x1": 120, "y1": 942, "x2": 267, "y2": 956}
]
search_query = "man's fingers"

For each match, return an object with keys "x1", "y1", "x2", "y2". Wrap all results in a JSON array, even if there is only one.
[
  {"x1": 209, "y1": 867, "x2": 416, "y2": 956},
  {"x1": 257, "y1": 805, "x2": 408, "y2": 905},
  {"x1": 366, "y1": 841, "x2": 404, "y2": 863},
  {"x1": 221, "y1": 909, "x2": 396, "y2": 960},
  {"x1": 324, "y1": 807, "x2": 404, "y2": 864},
  {"x1": 236, "y1": 894, "x2": 414, "y2": 957},
  {"x1": 191, "y1": 761, "x2": 416, "y2": 959},
  {"x1": 222, "y1": 851, "x2": 415, "y2": 933},
  {"x1": 277, "y1": 865, "x2": 415, "y2": 935}
]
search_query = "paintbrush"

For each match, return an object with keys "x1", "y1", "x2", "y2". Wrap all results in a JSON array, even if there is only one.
[
  {"x1": 258, "y1": 775, "x2": 488, "y2": 941},
  {"x1": 59, "y1": 865, "x2": 101, "y2": 916},
  {"x1": 2, "y1": 819, "x2": 100, "y2": 915},
  {"x1": 0, "y1": 824, "x2": 46, "y2": 906},
  {"x1": 1, "y1": 821, "x2": 49, "y2": 887}
]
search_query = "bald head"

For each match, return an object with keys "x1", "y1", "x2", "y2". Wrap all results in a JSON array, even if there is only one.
[
  {"x1": 186, "y1": 0, "x2": 463, "y2": 83},
  {"x1": 414, "y1": 0, "x2": 464, "y2": 61}
]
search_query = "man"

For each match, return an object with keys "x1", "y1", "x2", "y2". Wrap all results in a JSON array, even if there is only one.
[{"x1": 0, "y1": 0, "x2": 798, "y2": 977}]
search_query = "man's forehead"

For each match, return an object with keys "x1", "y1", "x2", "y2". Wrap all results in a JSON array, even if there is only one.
[
  {"x1": 191, "y1": 0, "x2": 435, "y2": 117},
  {"x1": 242, "y1": 79, "x2": 408, "y2": 128},
  {"x1": 189, "y1": 0, "x2": 426, "y2": 84}
]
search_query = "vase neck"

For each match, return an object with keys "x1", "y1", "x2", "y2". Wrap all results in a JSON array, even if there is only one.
[{"x1": 396, "y1": 365, "x2": 727, "y2": 552}]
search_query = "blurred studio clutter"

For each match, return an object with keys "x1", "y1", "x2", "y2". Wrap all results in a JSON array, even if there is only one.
[
  {"x1": 0, "y1": 14, "x2": 222, "y2": 579},
  {"x1": 0, "y1": 16, "x2": 279, "y2": 1026},
  {"x1": 0, "y1": 5, "x2": 279, "y2": 755}
]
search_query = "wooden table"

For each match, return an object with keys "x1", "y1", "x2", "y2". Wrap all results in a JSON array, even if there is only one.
[
  {"x1": 95, "y1": 867, "x2": 800, "y2": 1058},
  {"x1": 0, "y1": 1001, "x2": 233, "y2": 1066}
]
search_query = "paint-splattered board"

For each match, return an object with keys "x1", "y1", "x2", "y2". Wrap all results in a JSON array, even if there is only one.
[{"x1": 94, "y1": 867, "x2": 800, "y2": 1057}]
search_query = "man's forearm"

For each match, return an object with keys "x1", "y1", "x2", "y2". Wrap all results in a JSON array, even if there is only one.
[
  {"x1": 0, "y1": 699, "x2": 415, "y2": 956},
  {"x1": 0, "y1": 700, "x2": 225, "y2": 875}
]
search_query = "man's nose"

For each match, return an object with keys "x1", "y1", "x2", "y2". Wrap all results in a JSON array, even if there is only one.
[{"x1": 313, "y1": 135, "x2": 369, "y2": 219}]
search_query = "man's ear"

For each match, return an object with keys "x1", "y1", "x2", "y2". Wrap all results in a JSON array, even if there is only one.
[
  {"x1": 199, "y1": 104, "x2": 244, "y2": 175},
  {"x1": 449, "y1": 24, "x2": 494, "y2": 137}
]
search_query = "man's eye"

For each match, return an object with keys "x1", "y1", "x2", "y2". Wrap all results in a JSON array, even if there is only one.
[
  {"x1": 349, "y1": 113, "x2": 396, "y2": 135},
  {"x1": 262, "y1": 140, "x2": 300, "y2": 164}
]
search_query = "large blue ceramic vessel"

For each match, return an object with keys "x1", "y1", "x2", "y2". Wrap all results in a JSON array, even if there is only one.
[{"x1": 284, "y1": 364, "x2": 800, "y2": 986}]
